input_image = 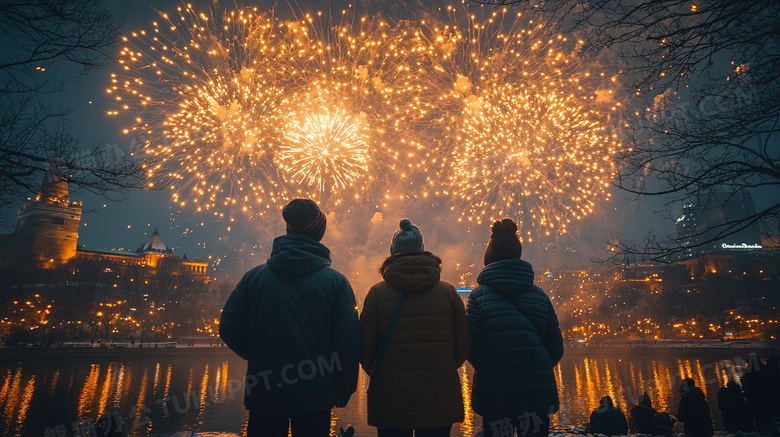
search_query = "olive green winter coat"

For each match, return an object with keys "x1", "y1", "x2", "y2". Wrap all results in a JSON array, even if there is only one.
[{"x1": 359, "y1": 252, "x2": 469, "y2": 430}]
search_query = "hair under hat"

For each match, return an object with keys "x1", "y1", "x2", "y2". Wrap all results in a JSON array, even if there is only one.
[
  {"x1": 390, "y1": 218, "x2": 424, "y2": 255},
  {"x1": 282, "y1": 199, "x2": 327, "y2": 241},
  {"x1": 484, "y1": 218, "x2": 523, "y2": 266}
]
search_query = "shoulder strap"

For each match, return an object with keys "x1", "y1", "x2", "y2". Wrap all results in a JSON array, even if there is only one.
[
  {"x1": 375, "y1": 290, "x2": 409, "y2": 362},
  {"x1": 501, "y1": 292, "x2": 543, "y2": 340},
  {"x1": 370, "y1": 290, "x2": 410, "y2": 377}
]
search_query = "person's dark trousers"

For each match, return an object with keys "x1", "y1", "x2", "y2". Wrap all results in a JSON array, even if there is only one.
[
  {"x1": 377, "y1": 426, "x2": 452, "y2": 437},
  {"x1": 246, "y1": 409, "x2": 331, "y2": 437},
  {"x1": 482, "y1": 411, "x2": 550, "y2": 437}
]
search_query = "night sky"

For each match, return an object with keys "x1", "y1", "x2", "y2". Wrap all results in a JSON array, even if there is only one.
[{"x1": 3, "y1": 0, "x2": 773, "y2": 292}]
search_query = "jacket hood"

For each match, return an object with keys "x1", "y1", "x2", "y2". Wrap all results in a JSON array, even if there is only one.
[
  {"x1": 476, "y1": 258, "x2": 535, "y2": 295},
  {"x1": 267, "y1": 233, "x2": 331, "y2": 278},
  {"x1": 380, "y1": 252, "x2": 441, "y2": 292}
]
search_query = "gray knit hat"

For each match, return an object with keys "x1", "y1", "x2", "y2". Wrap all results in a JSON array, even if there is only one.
[{"x1": 390, "y1": 218, "x2": 424, "y2": 255}]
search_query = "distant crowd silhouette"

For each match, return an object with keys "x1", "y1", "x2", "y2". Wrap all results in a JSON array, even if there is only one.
[
  {"x1": 585, "y1": 356, "x2": 780, "y2": 437},
  {"x1": 218, "y1": 198, "x2": 780, "y2": 437}
]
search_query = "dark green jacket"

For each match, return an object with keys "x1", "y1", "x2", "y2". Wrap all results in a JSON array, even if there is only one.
[
  {"x1": 467, "y1": 258, "x2": 563, "y2": 417},
  {"x1": 220, "y1": 233, "x2": 361, "y2": 413}
]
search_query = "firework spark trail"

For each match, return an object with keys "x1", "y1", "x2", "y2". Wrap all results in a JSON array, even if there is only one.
[
  {"x1": 406, "y1": 6, "x2": 620, "y2": 239},
  {"x1": 454, "y1": 85, "x2": 613, "y2": 235}
]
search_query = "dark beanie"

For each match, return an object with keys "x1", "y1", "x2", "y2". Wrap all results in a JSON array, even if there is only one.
[
  {"x1": 282, "y1": 199, "x2": 327, "y2": 241},
  {"x1": 390, "y1": 218, "x2": 424, "y2": 255},
  {"x1": 638, "y1": 393, "x2": 652, "y2": 408},
  {"x1": 484, "y1": 218, "x2": 522, "y2": 266}
]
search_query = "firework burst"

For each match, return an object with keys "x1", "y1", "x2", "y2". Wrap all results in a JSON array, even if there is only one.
[
  {"x1": 274, "y1": 15, "x2": 434, "y2": 205},
  {"x1": 452, "y1": 84, "x2": 615, "y2": 236},
  {"x1": 111, "y1": 5, "x2": 430, "y2": 212},
  {"x1": 408, "y1": 6, "x2": 620, "y2": 238},
  {"x1": 277, "y1": 108, "x2": 369, "y2": 194},
  {"x1": 110, "y1": 4, "x2": 621, "y2": 234},
  {"x1": 110, "y1": 5, "x2": 315, "y2": 216}
]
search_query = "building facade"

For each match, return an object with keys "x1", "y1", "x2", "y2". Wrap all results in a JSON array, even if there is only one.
[
  {"x1": 0, "y1": 168, "x2": 82, "y2": 269},
  {"x1": 0, "y1": 170, "x2": 208, "y2": 281}
]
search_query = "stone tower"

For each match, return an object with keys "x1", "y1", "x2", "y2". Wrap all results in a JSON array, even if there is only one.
[{"x1": 12, "y1": 167, "x2": 82, "y2": 268}]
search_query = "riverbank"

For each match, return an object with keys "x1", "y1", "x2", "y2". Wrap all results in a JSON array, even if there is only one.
[
  {"x1": 0, "y1": 344, "x2": 236, "y2": 361},
  {"x1": 1, "y1": 342, "x2": 778, "y2": 362},
  {"x1": 564, "y1": 344, "x2": 780, "y2": 357}
]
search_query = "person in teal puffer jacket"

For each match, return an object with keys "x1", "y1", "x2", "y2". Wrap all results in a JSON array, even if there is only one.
[
  {"x1": 467, "y1": 218, "x2": 564, "y2": 437},
  {"x1": 219, "y1": 199, "x2": 361, "y2": 437}
]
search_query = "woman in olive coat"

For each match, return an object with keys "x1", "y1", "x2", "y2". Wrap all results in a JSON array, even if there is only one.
[{"x1": 360, "y1": 219, "x2": 470, "y2": 437}]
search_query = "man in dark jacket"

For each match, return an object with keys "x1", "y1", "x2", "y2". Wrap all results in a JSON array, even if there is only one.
[
  {"x1": 467, "y1": 219, "x2": 564, "y2": 437},
  {"x1": 587, "y1": 396, "x2": 628, "y2": 435},
  {"x1": 677, "y1": 378, "x2": 714, "y2": 437},
  {"x1": 220, "y1": 199, "x2": 361, "y2": 437},
  {"x1": 717, "y1": 381, "x2": 753, "y2": 433}
]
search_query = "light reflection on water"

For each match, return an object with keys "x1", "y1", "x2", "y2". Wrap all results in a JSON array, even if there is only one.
[
  {"x1": 459, "y1": 365, "x2": 474, "y2": 437},
  {"x1": 0, "y1": 350, "x2": 758, "y2": 437}
]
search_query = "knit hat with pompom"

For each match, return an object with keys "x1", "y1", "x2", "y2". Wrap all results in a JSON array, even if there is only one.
[
  {"x1": 484, "y1": 218, "x2": 522, "y2": 265},
  {"x1": 390, "y1": 218, "x2": 424, "y2": 255}
]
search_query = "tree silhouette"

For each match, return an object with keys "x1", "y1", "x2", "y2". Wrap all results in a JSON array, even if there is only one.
[
  {"x1": 468, "y1": 0, "x2": 780, "y2": 260},
  {"x1": 0, "y1": 1, "x2": 144, "y2": 222}
]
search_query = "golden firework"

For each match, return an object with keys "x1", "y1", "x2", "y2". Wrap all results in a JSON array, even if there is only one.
[
  {"x1": 452, "y1": 84, "x2": 615, "y2": 235},
  {"x1": 409, "y1": 6, "x2": 620, "y2": 238},
  {"x1": 278, "y1": 108, "x2": 369, "y2": 195},
  {"x1": 109, "y1": 4, "x2": 621, "y2": 233},
  {"x1": 110, "y1": 6, "x2": 312, "y2": 216},
  {"x1": 111, "y1": 5, "x2": 429, "y2": 212}
]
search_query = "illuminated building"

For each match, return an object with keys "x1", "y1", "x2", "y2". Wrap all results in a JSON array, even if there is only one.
[
  {"x1": 0, "y1": 168, "x2": 208, "y2": 281},
  {"x1": 672, "y1": 191, "x2": 779, "y2": 278},
  {"x1": 0, "y1": 167, "x2": 81, "y2": 269},
  {"x1": 676, "y1": 191, "x2": 763, "y2": 257}
]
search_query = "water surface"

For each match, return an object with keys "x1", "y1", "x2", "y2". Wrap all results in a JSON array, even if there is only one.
[{"x1": 0, "y1": 348, "x2": 760, "y2": 437}]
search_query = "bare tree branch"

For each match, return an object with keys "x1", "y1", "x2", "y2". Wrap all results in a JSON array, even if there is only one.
[
  {"x1": 0, "y1": 0, "x2": 144, "y2": 221},
  {"x1": 472, "y1": 0, "x2": 780, "y2": 260}
]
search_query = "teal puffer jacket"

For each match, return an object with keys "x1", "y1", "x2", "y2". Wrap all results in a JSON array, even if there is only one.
[
  {"x1": 467, "y1": 258, "x2": 563, "y2": 418},
  {"x1": 220, "y1": 233, "x2": 361, "y2": 413}
]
